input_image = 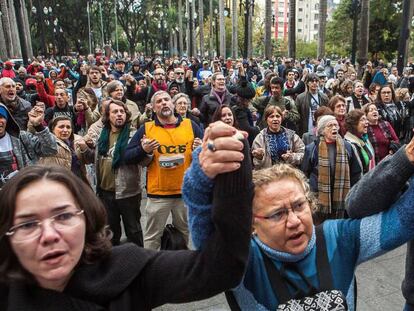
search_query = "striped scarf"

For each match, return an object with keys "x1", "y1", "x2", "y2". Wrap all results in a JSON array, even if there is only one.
[{"x1": 317, "y1": 136, "x2": 350, "y2": 216}]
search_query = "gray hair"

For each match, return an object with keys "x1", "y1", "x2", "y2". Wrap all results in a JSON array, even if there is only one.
[
  {"x1": 172, "y1": 93, "x2": 191, "y2": 107},
  {"x1": 0, "y1": 77, "x2": 15, "y2": 88},
  {"x1": 150, "y1": 90, "x2": 170, "y2": 105}
]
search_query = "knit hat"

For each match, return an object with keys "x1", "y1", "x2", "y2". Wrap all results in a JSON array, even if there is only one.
[
  {"x1": 236, "y1": 80, "x2": 256, "y2": 99},
  {"x1": 106, "y1": 80, "x2": 124, "y2": 95},
  {"x1": 0, "y1": 106, "x2": 8, "y2": 120},
  {"x1": 168, "y1": 81, "x2": 179, "y2": 92},
  {"x1": 26, "y1": 78, "x2": 37, "y2": 87},
  {"x1": 317, "y1": 115, "x2": 337, "y2": 136}
]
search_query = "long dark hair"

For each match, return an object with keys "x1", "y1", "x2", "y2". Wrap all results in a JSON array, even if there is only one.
[
  {"x1": 0, "y1": 166, "x2": 112, "y2": 283},
  {"x1": 212, "y1": 104, "x2": 239, "y2": 128}
]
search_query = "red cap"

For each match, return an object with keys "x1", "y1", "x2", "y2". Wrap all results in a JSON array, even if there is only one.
[
  {"x1": 26, "y1": 78, "x2": 37, "y2": 86},
  {"x1": 5, "y1": 61, "x2": 14, "y2": 66}
]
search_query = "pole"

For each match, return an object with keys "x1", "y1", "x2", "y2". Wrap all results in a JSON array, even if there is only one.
[
  {"x1": 114, "y1": 0, "x2": 119, "y2": 56},
  {"x1": 397, "y1": 0, "x2": 412, "y2": 75},
  {"x1": 99, "y1": 2, "x2": 104, "y2": 47},
  {"x1": 87, "y1": 1, "x2": 92, "y2": 54},
  {"x1": 13, "y1": 0, "x2": 29, "y2": 65}
]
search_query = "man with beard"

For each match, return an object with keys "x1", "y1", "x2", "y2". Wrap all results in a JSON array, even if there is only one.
[
  {"x1": 84, "y1": 99, "x2": 145, "y2": 247},
  {"x1": 74, "y1": 65, "x2": 108, "y2": 103},
  {"x1": 44, "y1": 88, "x2": 77, "y2": 128},
  {"x1": 0, "y1": 78, "x2": 31, "y2": 129},
  {"x1": 125, "y1": 67, "x2": 168, "y2": 105},
  {"x1": 252, "y1": 77, "x2": 300, "y2": 131},
  {"x1": 169, "y1": 67, "x2": 193, "y2": 95},
  {"x1": 297, "y1": 73, "x2": 330, "y2": 137},
  {"x1": 124, "y1": 91, "x2": 203, "y2": 250},
  {"x1": 111, "y1": 59, "x2": 127, "y2": 81}
]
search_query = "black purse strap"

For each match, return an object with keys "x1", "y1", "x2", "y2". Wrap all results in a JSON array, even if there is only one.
[{"x1": 259, "y1": 225, "x2": 333, "y2": 303}]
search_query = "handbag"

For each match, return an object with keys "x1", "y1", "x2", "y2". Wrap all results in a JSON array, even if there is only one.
[
  {"x1": 261, "y1": 226, "x2": 348, "y2": 311},
  {"x1": 160, "y1": 224, "x2": 188, "y2": 250}
]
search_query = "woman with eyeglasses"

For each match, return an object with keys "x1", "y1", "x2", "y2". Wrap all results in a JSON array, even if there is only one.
[
  {"x1": 364, "y1": 103, "x2": 400, "y2": 163},
  {"x1": 301, "y1": 115, "x2": 362, "y2": 223},
  {"x1": 0, "y1": 121, "x2": 253, "y2": 310},
  {"x1": 375, "y1": 85, "x2": 403, "y2": 139},
  {"x1": 184, "y1": 126, "x2": 414, "y2": 311}
]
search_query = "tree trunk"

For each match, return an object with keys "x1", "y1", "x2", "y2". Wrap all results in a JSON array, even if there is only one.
[
  {"x1": 219, "y1": 0, "x2": 225, "y2": 57},
  {"x1": 198, "y1": 0, "x2": 204, "y2": 57},
  {"x1": 0, "y1": 0, "x2": 13, "y2": 57},
  {"x1": 264, "y1": 0, "x2": 272, "y2": 59},
  {"x1": 247, "y1": 3, "x2": 253, "y2": 58},
  {"x1": 191, "y1": 0, "x2": 196, "y2": 56},
  {"x1": 0, "y1": 16, "x2": 7, "y2": 59},
  {"x1": 357, "y1": 0, "x2": 369, "y2": 67},
  {"x1": 231, "y1": 0, "x2": 237, "y2": 59},
  {"x1": 317, "y1": 0, "x2": 327, "y2": 59},
  {"x1": 178, "y1": 0, "x2": 183, "y2": 56},
  {"x1": 21, "y1": 0, "x2": 33, "y2": 59},
  {"x1": 168, "y1": 0, "x2": 173, "y2": 56},
  {"x1": 8, "y1": 0, "x2": 19, "y2": 57},
  {"x1": 288, "y1": 0, "x2": 296, "y2": 59},
  {"x1": 209, "y1": 0, "x2": 213, "y2": 57}
]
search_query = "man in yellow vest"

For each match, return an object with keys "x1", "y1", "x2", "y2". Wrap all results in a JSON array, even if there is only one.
[{"x1": 124, "y1": 90, "x2": 203, "y2": 249}]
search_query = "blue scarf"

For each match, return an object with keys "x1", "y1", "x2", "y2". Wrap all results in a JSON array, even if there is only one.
[{"x1": 266, "y1": 127, "x2": 289, "y2": 164}]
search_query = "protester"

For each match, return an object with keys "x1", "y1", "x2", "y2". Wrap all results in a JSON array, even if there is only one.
[
  {"x1": 364, "y1": 103, "x2": 400, "y2": 163},
  {"x1": 38, "y1": 115, "x2": 89, "y2": 184},
  {"x1": 0, "y1": 124, "x2": 253, "y2": 309},
  {"x1": 124, "y1": 91, "x2": 203, "y2": 250},
  {"x1": 301, "y1": 115, "x2": 362, "y2": 222},
  {"x1": 184, "y1": 133, "x2": 414, "y2": 311},
  {"x1": 328, "y1": 95, "x2": 348, "y2": 137},
  {"x1": 344, "y1": 109, "x2": 375, "y2": 173},
  {"x1": 0, "y1": 103, "x2": 57, "y2": 188},
  {"x1": 252, "y1": 105, "x2": 304, "y2": 170}
]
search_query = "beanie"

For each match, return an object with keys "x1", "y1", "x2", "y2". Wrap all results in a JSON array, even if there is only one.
[
  {"x1": 317, "y1": 115, "x2": 336, "y2": 136},
  {"x1": 0, "y1": 106, "x2": 9, "y2": 120},
  {"x1": 106, "y1": 80, "x2": 124, "y2": 95},
  {"x1": 236, "y1": 80, "x2": 256, "y2": 100}
]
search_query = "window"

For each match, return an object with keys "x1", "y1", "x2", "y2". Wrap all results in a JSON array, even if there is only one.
[
  {"x1": 299, "y1": 8, "x2": 303, "y2": 12},
  {"x1": 314, "y1": 14, "x2": 319, "y2": 19},
  {"x1": 314, "y1": 24, "x2": 318, "y2": 30},
  {"x1": 298, "y1": 29, "x2": 302, "y2": 33},
  {"x1": 315, "y1": 4, "x2": 319, "y2": 10}
]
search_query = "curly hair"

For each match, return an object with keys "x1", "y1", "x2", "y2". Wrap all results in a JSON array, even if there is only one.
[{"x1": 252, "y1": 164, "x2": 317, "y2": 213}]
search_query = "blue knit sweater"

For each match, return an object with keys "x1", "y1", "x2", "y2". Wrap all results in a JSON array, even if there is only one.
[{"x1": 183, "y1": 152, "x2": 414, "y2": 311}]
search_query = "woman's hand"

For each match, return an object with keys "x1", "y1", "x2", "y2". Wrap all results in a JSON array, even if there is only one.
[
  {"x1": 199, "y1": 122, "x2": 246, "y2": 179},
  {"x1": 252, "y1": 148, "x2": 265, "y2": 160},
  {"x1": 406, "y1": 134, "x2": 414, "y2": 163}
]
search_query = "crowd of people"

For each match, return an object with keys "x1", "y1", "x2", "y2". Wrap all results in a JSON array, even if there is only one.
[{"x1": 1, "y1": 52, "x2": 414, "y2": 310}]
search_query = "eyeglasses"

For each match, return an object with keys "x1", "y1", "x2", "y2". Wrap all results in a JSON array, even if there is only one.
[
  {"x1": 381, "y1": 91, "x2": 392, "y2": 94},
  {"x1": 154, "y1": 72, "x2": 165, "y2": 76},
  {"x1": 6, "y1": 210, "x2": 84, "y2": 243},
  {"x1": 254, "y1": 199, "x2": 309, "y2": 225},
  {"x1": 175, "y1": 72, "x2": 184, "y2": 75}
]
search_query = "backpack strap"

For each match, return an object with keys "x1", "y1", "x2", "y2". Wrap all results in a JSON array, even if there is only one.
[
  {"x1": 258, "y1": 225, "x2": 334, "y2": 303},
  {"x1": 315, "y1": 224, "x2": 334, "y2": 290}
]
